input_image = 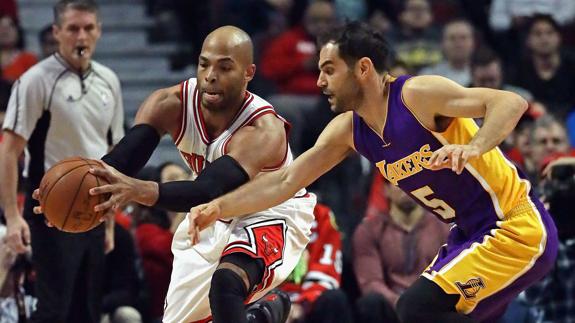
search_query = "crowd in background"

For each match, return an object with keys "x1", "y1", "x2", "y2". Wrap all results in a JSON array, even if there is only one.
[{"x1": 1, "y1": 0, "x2": 575, "y2": 322}]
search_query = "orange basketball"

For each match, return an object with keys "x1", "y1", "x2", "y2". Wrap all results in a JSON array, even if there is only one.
[{"x1": 38, "y1": 157, "x2": 110, "y2": 233}]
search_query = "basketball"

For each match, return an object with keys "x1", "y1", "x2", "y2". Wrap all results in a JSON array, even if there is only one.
[{"x1": 38, "y1": 157, "x2": 110, "y2": 233}]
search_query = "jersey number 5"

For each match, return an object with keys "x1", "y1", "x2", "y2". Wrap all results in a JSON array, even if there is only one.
[{"x1": 411, "y1": 185, "x2": 455, "y2": 220}]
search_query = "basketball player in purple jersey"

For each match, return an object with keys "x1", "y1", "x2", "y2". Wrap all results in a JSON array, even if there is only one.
[{"x1": 190, "y1": 21, "x2": 559, "y2": 323}]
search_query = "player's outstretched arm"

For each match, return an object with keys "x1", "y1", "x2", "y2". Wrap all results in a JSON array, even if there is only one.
[
  {"x1": 403, "y1": 75, "x2": 528, "y2": 174},
  {"x1": 188, "y1": 112, "x2": 355, "y2": 239},
  {"x1": 101, "y1": 84, "x2": 182, "y2": 176}
]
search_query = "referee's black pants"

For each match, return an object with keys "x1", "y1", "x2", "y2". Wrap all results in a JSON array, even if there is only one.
[{"x1": 25, "y1": 203, "x2": 105, "y2": 323}]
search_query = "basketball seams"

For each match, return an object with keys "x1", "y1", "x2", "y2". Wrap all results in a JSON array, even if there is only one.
[
  {"x1": 60, "y1": 169, "x2": 91, "y2": 231},
  {"x1": 42, "y1": 157, "x2": 104, "y2": 232}
]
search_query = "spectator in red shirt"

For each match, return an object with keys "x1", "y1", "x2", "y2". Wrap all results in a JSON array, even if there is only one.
[
  {"x1": 260, "y1": 0, "x2": 336, "y2": 155},
  {"x1": 280, "y1": 203, "x2": 353, "y2": 323},
  {"x1": 353, "y1": 181, "x2": 449, "y2": 323},
  {"x1": 0, "y1": 15, "x2": 37, "y2": 83}
]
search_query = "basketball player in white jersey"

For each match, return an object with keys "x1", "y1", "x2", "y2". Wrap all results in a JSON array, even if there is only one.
[{"x1": 33, "y1": 26, "x2": 316, "y2": 323}]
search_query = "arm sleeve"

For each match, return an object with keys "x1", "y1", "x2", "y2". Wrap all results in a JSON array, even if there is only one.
[
  {"x1": 2, "y1": 70, "x2": 46, "y2": 139},
  {"x1": 154, "y1": 154, "x2": 250, "y2": 212},
  {"x1": 352, "y1": 220, "x2": 400, "y2": 304}
]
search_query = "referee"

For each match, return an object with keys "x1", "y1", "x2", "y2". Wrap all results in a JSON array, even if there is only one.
[{"x1": 0, "y1": 1, "x2": 124, "y2": 322}]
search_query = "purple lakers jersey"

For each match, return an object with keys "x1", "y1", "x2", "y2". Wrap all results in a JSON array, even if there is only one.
[{"x1": 353, "y1": 75, "x2": 532, "y2": 235}]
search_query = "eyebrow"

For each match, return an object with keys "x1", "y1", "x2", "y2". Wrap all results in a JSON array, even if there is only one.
[
  {"x1": 319, "y1": 60, "x2": 334, "y2": 69},
  {"x1": 199, "y1": 56, "x2": 235, "y2": 64}
]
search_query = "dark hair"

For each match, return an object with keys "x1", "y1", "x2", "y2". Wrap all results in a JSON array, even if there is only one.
[
  {"x1": 317, "y1": 21, "x2": 391, "y2": 73},
  {"x1": 471, "y1": 47, "x2": 501, "y2": 70},
  {"x1": 53, "y1": 0, "x2": 99, "y2": 25},
  {"x1": 527, "y1": 14, "x2": 561, "y2": 34}
]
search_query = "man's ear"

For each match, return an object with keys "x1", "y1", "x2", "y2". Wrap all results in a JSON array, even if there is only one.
[
  {"x1": 245, "y1": 64, "x2": 256, "y2": 82},
  {"x1": 356, "y1": 57, "x2": 373, "y2": 78}
]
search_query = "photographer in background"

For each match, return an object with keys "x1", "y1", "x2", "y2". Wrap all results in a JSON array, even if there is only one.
[{"x1": 522, "y1": 155, "x2": 575, "y2": 322}]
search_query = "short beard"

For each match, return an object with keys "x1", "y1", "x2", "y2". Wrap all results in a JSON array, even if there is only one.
[{"x1": 333, "y1": 73, "x2": 364, "y2": 113}]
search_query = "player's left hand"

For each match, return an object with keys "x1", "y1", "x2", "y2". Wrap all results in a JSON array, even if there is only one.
[
  {"x1": 89, "y1": 162, "x2": 158, "y2": 217},
  {"x1": 188, "y1": 202, "x2": 221, "y2": 245},
  {"x1": 428, "y1": 144, "x2": 481, "y2": 175}
]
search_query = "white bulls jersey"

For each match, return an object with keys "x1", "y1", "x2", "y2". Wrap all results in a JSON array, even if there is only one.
[
  {"x1": 174, "y1": 78, "x2": 293, "y2": 178},
  {"x1": 163, "y1": 78, "x2": 316, "y2": 323}
]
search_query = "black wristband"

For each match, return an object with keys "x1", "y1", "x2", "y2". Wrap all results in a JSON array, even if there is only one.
[
  {"x1": 101, "y1": 124, "x2": 161, "y2": 176},
  {"x1": 155, "y1": 155, "x2": 250, "y2": 212}
]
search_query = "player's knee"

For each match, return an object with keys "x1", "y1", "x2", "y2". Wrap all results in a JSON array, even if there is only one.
[{"x1": 209, "y1": 268, "x2": 249, "y2": 303}]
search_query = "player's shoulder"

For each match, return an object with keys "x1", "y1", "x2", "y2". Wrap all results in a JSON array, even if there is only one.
[{"x1": 246, "y1": 91, "x2": 273, "y2": 110}]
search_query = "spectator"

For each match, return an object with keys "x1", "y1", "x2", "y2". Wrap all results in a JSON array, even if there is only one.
[
  {"x1": 0, "y1": 0, "x2": 17, "y2": 25},
  {"x1": 0, "y1": 1, "x2": 125, "y2": 322},
  {"x1": 0, "y1": 15, "x2": 37, "y2": 83},
  {"x1": 101, "y1": 224, "x2": 142, "y2": 323},
  {"x1": 526, "y1": 115, "x2": 571, "y2": 184},
  {"x1": 510, "y1": 15, "x2": 575, "y2": 119},
  {"x1": 419, "y1": 19, "x2": 475, "y2": 86},
  {"x1": 353, "y1": 182, "x2": 449, "y2": 323},
  {"x1": 386, "y1": 0, "x2": 441, "y2": 72},
  {"x1": 38, "y1": 25, "x2": 58, "y2": 59},
  {"x1": 522, "y1": 156, "x2": 575, "y2": 323},
  {"x1": 489, "y1": 0, "x2": 575, "y2": 32},
  {"x1": 260, "y1": 0, "x2": 336, "y2": 155},
  {"x1": 470, "y1": 47, "x2": 533, "y2": 101},
  {"x1": 280, "y1": 203, "x2": 353, "y2": 323},
  {"x1": 132, "y1": 204, "x2": 173, "y2": 322},
  {"x1": 157, "y1": 162, "x2": 189, "y2": 232},
  {"x1": 0, "y1": 225, "x2": 36, "y2": 322},
  {"x1": 260, "y1": 0, "x2": 335, "y2": 95}
]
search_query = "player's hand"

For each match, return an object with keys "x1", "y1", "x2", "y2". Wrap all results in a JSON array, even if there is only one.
[
  {"x1": 89, "y1": 161, "x2": 158, "y2": 216},
  {"x1": 428, "y1": 144, "x2": 481, "y2": 174},
  {"x1": 31, "y1": 189, "x2": 56, "y2": 227},
  {"x1": 188, "y1": 202, "x2": 221, "y2": 245},
  {"x1": 4, "y1": 215, "x2": 31, "y2": 254}
]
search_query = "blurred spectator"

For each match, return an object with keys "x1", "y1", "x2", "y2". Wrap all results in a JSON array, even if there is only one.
[
  {"x1": 132, "y1": 204, "x2": 173, "y2": 322},
  {"x1": 522, "y1": 156, "x2": 575, "y2": 323},
  {"x1": 489, "y1": 0, "x2": 575, "y2": 32},
  {"x1": 0, "y1": 15, "x2": 37, "y2": 83},
  {"x1": 0, "y1": 0, "x2": 17, "y2": 22},
  {"x1": 419, "y1": 19, "x2": 475, "y2": 85},
  {"x1": 260, "y1": 0, "x2": 335, "y2": 155},
  {"x1": 527, "y1": 115, "x2": 571, "y2": 184},
  {"x1": 38, "y1": 25, "x2": 58, "y2": 59},
  {"x1": 0, "y1": 74, "x2": 11, "y2": 126},
  {"x1": 386, "y1": 0, "x2": 441, "y2": 72},
  {"x1": 510, "y1": 15, "x2": 575, "y2": 119},
  {"x1": 0, "y1": 225, "x2": 36, "y2": 322},
  {"x1": 281, "y1": 203, "x2": 352, "y2": 323},
  {"x1": 353, "y1": 182, "x2": 449, "y2": 323},
  {"x1": 470, "y1": 47, "x2": 533, "y2": 101},
  {"x1": 101, "y1": 224, "x2": 142, "y2": 323},
  {"x1": 504, "y1": 114, "x2": 535, "y2": 173},
  {"x1": 367, "y1": 9, "x2": 393, "y2": 35},
  {"x1": 157, "y1": 162, "x2": 189, "y2": 232},
  {"x1": 260, "y1": 0, "x2": 335, "y2": 95},
  {"x1": 334, "y1": 0, "x2": 367, "y2": 21}
]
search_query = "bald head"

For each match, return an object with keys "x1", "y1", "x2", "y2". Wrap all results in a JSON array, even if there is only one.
[{"x1": 202, "y1": 25, "x2": 253, "y2": 66}]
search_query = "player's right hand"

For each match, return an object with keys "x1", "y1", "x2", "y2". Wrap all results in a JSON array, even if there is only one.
[{"x1": 5, "y1": 215, "x2": 31, "y2": 254}]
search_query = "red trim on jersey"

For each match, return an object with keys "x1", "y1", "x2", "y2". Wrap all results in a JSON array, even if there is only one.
[
  {"x1": 194, "y1": 91, "x2": 253, "y2": 144},
  {"x1": 174, "y1": 80, "x2": 188, "y2": 146},
  {"x1": 221, "y1": 106, "x2": 276, "y2": 155},
  {"x1": 192, "y1": 87, "x2": 210, "y2": 145}
]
